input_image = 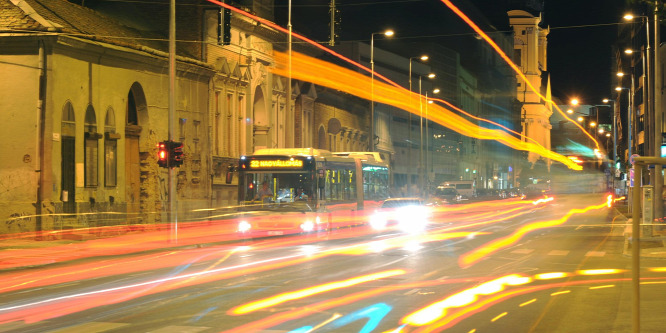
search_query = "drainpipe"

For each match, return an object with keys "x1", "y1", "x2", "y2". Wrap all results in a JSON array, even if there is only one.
[{"x1": 36, "y1": 40, "x2": 46, "y2": 238}]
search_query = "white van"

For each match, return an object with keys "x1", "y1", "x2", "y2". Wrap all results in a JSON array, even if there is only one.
[{"x1": 439, "y1": 180, "x2": 476, "y2": 198}]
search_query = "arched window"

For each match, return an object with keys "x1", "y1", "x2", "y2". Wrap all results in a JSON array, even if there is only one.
[
  {"x1": 104, "y1": 107, "x2": 117, "y2": 187},
  {"x1": 84, "y1": 105, "x2": 99, "y2": 187},
  {"x1": 317, "y1": 126, "x2": 326, "y2": 150},
  {"x1": 62, "y1": 102, "x2": 75, "y2": 137}
]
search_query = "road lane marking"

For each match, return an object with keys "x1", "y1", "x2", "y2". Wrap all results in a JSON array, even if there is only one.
[
  {"x1": 147, "y1": 326, "x2": 211, "y2": 333},
  {"x1": 519, "y1": 298, "x2": 537, "y2": 307},
  {"x1": 404, "y1": 288, "x2": 420, "y2": 295},
  {"x1": 589, "y1": 284, "x2": 615, "y2": 290},
  {"x1": 547, "y1": 250, "x2": 569, "y2": 256},
  {"x1": 511, "y1": 249, "x2": 534, "y2": 254},
  {"x1": 47, "y1": 322, "x2": 130, "y2": 332},
  {"x1": 491, "y1": 312, "x2": 508, "y2": 322},
  {"x1": 585, "y1": 251, "x2": 606, "y2": 257}
]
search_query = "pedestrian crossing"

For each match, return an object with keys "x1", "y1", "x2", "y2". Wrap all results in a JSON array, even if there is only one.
[
  {"x1": 509, "y1": 248, "x2": 608, "y2": 257},
  {"x1": 0, "y1": 321, "x2": 292, "y2": 333}
]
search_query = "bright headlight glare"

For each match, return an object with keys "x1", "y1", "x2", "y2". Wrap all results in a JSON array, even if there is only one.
[
  {"x1": 238, "y1": 220, "x2": 251, "y2": 233},
  {"x1": 397, "y1": 206, "x2": 429, "y2": 232},
  {"x1": 301, "y1": 220, "x2": 315, "y2": 232},
  {"x1": 370, "y1": 212, "x2": 388, "y2": 230}
]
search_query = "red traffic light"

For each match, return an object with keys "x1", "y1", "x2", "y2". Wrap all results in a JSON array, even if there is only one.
[{"x1": 157, "y1": 141, "x2": 169, "y2": 168}]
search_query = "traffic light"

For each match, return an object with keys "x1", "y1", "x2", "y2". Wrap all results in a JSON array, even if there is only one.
[
  {"x1": 157, "y1": 141, "x2": 169, "y2": 168},
  {"x1": 169, "y1": 141, "x2": 184, "y2": 167},
  {"x1": 157, "y1": 140, "x2": 184, "y2": 168}
]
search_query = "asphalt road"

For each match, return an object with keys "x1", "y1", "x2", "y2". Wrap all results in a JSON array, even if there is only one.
[{"x1": 1, "y1": 193, "x2": 665, "y2": 333}]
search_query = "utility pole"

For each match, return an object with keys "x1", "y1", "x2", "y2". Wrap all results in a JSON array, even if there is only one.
[
  {"x1": 168, "y1": 0, "x2": 177, "y2": 242},
  {"x1": 654, "y1": 1, "x2": 663, "y2": 219},
  {"x1": 287, "y1": 0, "x2": 292, "y2": 147},
  {"x1": 329, "y1": 0, "x2": 336, "y2": 46}
]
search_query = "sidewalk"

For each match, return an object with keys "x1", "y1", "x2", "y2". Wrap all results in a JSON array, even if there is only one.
[{"x1": 615, "y1": 204, "x2": 666, "y2": 258}]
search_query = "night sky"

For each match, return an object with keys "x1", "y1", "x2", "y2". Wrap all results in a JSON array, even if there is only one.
[{"x1": 275, "y1": 0, "x2": 628, "y2": 105}]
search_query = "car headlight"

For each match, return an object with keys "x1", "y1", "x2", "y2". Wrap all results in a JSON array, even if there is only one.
[
  {"x1": 370, "y1": 211, "x2": 388, "y2": 230},
  {"x1": 396, "y1": 206, "x2": 429, "y2": 233},
  {"x1": 238, "y1": 220, "x2": 251, "y2": 233}
]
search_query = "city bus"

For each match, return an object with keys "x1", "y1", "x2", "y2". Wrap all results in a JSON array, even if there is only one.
[{"x1": 236, "y1": 148, "x2": 390, "y2": 236}]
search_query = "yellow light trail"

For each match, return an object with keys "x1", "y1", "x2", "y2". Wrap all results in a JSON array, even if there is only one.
[
  {"x1": 272, "y1": 51, "x2": 581, "y2": 170},
  {"x1": 459, "y1": 199, "x2": 610, "y2": 267},
  {"x1": 229, "y1": 269, "x2": 407, "y2": 315},
  {"x1": 206, "y1": 0, "x2": 587, "y2": 168},
  {"x1": 402, "y1": 274, "x2": 532, "y2": 326},
  {"x1": 439, "y1": 0, "x2": 600, "y2": 150}
]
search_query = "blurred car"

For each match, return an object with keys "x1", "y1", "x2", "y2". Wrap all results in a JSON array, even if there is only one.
[
  {"x1": 370, "y1": 198, "x2": 430, "y2": 233},
  {"x1": 523, "y1": 186, "x2": 550, "y2": 199},
  {"x1": 432, "y1": 186, "x2": 463, "y2": 203}
]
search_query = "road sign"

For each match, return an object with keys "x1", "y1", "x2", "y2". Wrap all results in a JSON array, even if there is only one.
[{"x1": 630, "y1": 154, "x2": 640, "y2": 165}]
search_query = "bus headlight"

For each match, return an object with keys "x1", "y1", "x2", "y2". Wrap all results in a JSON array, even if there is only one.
[
  {"x1": 301, "y1": 220, "x2": 315, "y2": 232},
  {"x1": 238, "y1": 220, "x2": 251, "y2": 233}
]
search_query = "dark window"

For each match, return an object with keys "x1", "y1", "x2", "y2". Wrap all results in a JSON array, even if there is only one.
[{"x1": 84, "y1": 106, "x2": 98, "y2": 188}]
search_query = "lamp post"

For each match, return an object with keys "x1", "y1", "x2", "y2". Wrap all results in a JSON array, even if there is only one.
[
  {"x1": 625, "y1": 11, "x2": 662, "y2": 219},
  {"x1": 604, "y1": 98, "x2": 618, "y2": 193},
  {"x1": 287, "y1": 0, "x2": 292, "y2": 147},
  {"x1": 408, "y1": 55, "x2": 428, "y2": 195},
  {"x1": 425, "y1": 88, "x2": 440, "y2": 189},
  {"x1": 418, "y1": 73, "x2": 436, "y2": 195},
  {"x1": 370, "y1": 29, "x2": 394, "y2": 151}
]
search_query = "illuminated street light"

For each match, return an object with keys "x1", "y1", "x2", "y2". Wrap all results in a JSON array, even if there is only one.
[
  {"x1": 624, "y1": 49, "x2": 634, "y2": 54},
  {"x1": 590, "y1": 122, "x2": 597, "y2": 127},
  {"x1": 615, "y1": 86, "x2": 623, "y2": 91},
  {"x1": 567, "y1": 109, "x2": 574, "y2": 114},
  {"x1": 408, "y1": 53, "x2": 429, "y2": 195},
  {"x1": 617, "y1": 72, "x2": 625, "y2": 77},
  {"x1": 370, "y1": 29, "x2": 395, "y2": 151},
  {"x1": 571, "y1": 98, "x2": 579, "y2": 105},
  {"x1": 577, "y1": 116, "x2": 584, "y2": 122},
  {"x1": 425, "y1": 88, "x2": 439, "y2": 185},
  {"x1": 419, "y1": 75, "x2": 436, "y2": 194},
  {"x1": 599, "y1": 128, "x2": 605, "y2": 134},
  {"x1": 624, "y1": 10, "x2": 663, "y2": 220},
  {"x1": 606, "y1": 133, "x2": 611, "y2": 137}
]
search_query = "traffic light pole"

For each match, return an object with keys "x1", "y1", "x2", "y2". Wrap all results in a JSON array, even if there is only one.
[{"x1": 168, "y1": 0, "x2": 178, "y2": 242}]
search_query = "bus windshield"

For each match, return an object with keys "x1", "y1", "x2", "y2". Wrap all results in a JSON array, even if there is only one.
[{"x1": 239, "y1": 171, "x2": 314, "y2": 212}]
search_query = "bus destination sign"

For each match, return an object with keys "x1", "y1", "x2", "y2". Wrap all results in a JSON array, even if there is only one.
[{"x1": 249, "y1": 159, "x2": 304, "y2": 169}]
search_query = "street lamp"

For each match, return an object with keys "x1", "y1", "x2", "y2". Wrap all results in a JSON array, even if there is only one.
[
  {"x1": 370, "y1": 29, "x2": 394, "y2": 151},
  {"x1": 624, "y1": 13, "x2": 652, "y2": 155},
  {"x1": 418, "y1": 73, "x2": 436, "y2": 194},
  {"x1": 603, "y1": 98, "x2": 618, "y2": 187},
  {"x1": 425, "y1": 88, "x2": 440, "y2": 188},
  {"x1": 408, "y1": 54, "x2": 428, "y2": 194}
]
